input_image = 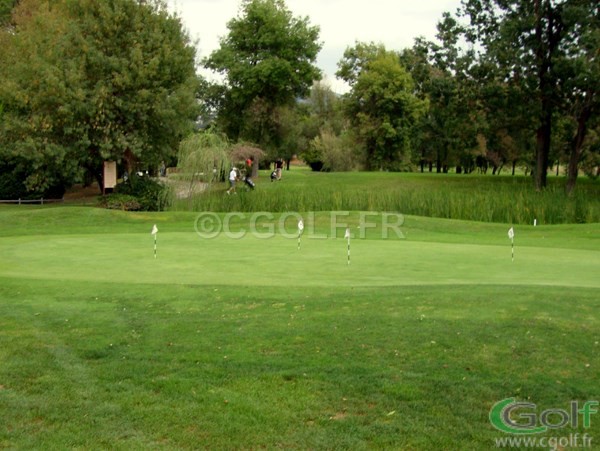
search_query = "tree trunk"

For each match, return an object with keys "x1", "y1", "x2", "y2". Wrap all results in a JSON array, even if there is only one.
[
  {"x1": 534, "y1": 118, "x2": 551, "y2": 190},
  {"x1": 566, "y1": 100, "x2": 592, "y2": 195},
  {"x1": 533, "y1": 0, "x2": 561, "y2": 191}
]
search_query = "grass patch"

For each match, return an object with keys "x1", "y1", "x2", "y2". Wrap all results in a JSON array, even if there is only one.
[
  {"x1": 172, "y1": 169, "x2": 600, "y2": 224},
  {"x1": 1, "y1": 280, "x2": 599, "y2": 449},
  {"x1": 0, "y1": 206, "x2": 599, "y2": 448}
]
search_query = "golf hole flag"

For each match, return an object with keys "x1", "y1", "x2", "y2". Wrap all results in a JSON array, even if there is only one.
[
  {"x1": 297, "y1": 219, "x2": 304, "y2": 250},
  {"x1": 344, "y1": 227, "x2": 351, "y2": 265},
  {"x1": 151, "y1": 224, "x2": 158, "y2": 258},
  {"x1": 508, "y1": 227, "x2": 514, "y2": 262}
]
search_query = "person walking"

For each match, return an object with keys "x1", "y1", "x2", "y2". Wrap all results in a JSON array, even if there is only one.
[
  {"x1": 244, "y1": 158, "x2": 255, "y2": 190},
  {"x1": 275, "y1": 158, "x2": 284, "y2": 180},
  {"x1": 226, "y1": 167, "x2": 238, "y2": 194}
]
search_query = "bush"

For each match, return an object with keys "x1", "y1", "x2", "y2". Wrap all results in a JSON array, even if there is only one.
[
  {"x1": 98, "y1": 194, "x2": 142, "y2": 211},
  {"x1": 113, "y1": 174, "x2": 172, "y2": 211},
  {"x1": 0, "y1": 162, "x2": 66, "y2": 200}
]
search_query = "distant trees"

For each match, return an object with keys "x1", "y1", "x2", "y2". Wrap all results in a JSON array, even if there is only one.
[
  {"x1": 1, "y1": 0, "x2": 597, "y2": 199},
  {"x1": 337, "y1": 42, "x2": 427, "y2": 170},
  {"x1": 300, "y1": 81, "x2": 350, "y2": 171},
  {"x1": 0, "y1": 0, "x2": 199, "y2": 195},
  {"x1": 396, "y1": 0, "x2": 599, "y2": 191},
  {"x1": 455, "y1": 0, "x2": 600, "y2": 190},
  {"x1": 203, "y1": 0, "x2": 322, "y2": 158}
]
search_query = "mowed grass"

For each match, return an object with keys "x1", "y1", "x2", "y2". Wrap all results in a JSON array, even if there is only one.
[{"x1": 0, "y1": 205, "x2": 599, "y2": 449}]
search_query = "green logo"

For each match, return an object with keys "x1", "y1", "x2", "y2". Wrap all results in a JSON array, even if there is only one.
[{"x1": 489, "y1": 398, "x2": 598, "y2": 435}]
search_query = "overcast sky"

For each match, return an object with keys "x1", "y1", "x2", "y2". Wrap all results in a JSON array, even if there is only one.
[{"x1": 167, "y1": 0, "x2": 462, "y2": 93}]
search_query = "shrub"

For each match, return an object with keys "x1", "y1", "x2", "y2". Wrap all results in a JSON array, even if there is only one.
[
  {"x1": 0, "y1": 162, "x2": 67, "y2": 200},
  {"x1": 113, "y1": 175, "x2": 172, "y2": 211},
  {"x1": 98, "y1": 194, "x2": 142, "y2": 211}
]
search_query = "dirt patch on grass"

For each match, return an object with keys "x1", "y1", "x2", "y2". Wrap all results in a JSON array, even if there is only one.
[{"x1": 63, "y1": 184, "x2": 102, "y2": 204}]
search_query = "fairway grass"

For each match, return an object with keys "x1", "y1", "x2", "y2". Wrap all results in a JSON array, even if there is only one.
[{"x1": 1, "y1": 206, "x2": 599, "y2": 449}]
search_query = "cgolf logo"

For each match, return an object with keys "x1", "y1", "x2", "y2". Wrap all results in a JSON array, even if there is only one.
[
  {"x1": 193, "y1": 210, "x2": 405, "y2": 240},
  {"x1": 489, "y1": 398, "x2": 598, "y2": 435}
]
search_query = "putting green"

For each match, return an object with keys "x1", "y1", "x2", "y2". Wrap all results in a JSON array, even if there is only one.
[{"x1": 1, "y1": 230, "x2": 598, "y2": 288}]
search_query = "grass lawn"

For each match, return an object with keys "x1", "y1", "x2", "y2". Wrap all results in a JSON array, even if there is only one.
[{"x1": 0, "y1": 204, "x2": 599, "y2": 449}]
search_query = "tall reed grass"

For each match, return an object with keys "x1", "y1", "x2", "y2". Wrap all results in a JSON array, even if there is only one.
[{"x1": 171, "y1": 170, "x2": 599, "y2": 225}]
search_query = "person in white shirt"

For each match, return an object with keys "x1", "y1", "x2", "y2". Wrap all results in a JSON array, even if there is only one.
[{"x1": 227, "y1": 167, "x2": 238, "y2": 194}]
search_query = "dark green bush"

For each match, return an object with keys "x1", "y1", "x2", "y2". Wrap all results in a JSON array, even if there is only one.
[
  {"x1": 113, "y1": 175, "x2": 171, "y2": 211},
  {"x1": 98, "y1": 194, "x2": 142, "y2": 211},
  {"x1": 0, "y1": 162, "x2": 66, "y2": 200}
]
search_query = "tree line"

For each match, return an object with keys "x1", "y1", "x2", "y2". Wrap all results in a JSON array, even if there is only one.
[{"x1": 1, "y1": 0, "x2": 598, "y2": 199}]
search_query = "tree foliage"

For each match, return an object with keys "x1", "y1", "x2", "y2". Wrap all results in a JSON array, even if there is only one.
[
  {"x1": 338, "y1": 43, "x2": 427, "y2": 170},
  {"x1": 0, "y1": 0, "x2": 199, "y2": 194},
  {"x1": 203, "y1": 0, "x2": 322, "y2": 150},
  {"x1": 176, "y1": 131, "x2": 231, "y2": 196},
  {"x1": 457, "y1": 0, "x2": 600, "y2": 190}
]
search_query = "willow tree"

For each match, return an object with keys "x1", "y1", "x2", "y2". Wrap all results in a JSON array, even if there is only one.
[{"x1": 177, "y1": 131, "x2": 231, "y2": 197}]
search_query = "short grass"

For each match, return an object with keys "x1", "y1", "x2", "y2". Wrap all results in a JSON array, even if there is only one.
[{"x1": 0, "y1": 205, "x2": 599, "y2": 449}]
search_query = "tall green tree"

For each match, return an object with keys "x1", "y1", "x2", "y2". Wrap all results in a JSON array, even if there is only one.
[
  {"x1": 0, "y1": 0, "x2": 199, "y2": 193},
  {"x1": 337, "y1": 43, "x2": 427, "y2": 170},
  {"x1": 203, "y1": 0, "x2": 321, "y2": 150},
  {"x1": 299, "y1": 81, "x2": 348, "y2": 171},
  {"x1": 561, "y1": 1, "x2": 599, "y2": 192},
  {"x1": 403, "y1": 27, "x2": 480, "y2": 174},
  {"x1": 458, "y1": 0, "x2": 599, "y2": 190}
]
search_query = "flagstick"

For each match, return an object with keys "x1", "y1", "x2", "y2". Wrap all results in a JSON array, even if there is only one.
[
  {"x1": 347, "y1": 236, "x2": 350, "y2": 266},
  {"x1": 151, "y1": 224, "x2": 158, "y2": 259},
  {"x1": 507, "y1": 227, "x2": 515, "y2": 263},
  {"x1": 511, "y1": 237, "x2": 514, "y2": 262},
  {"x1": 297, "y1": 219, "x2": 304, "y2": 251},
  {"x1": 345, "y1": 228, "x2": 350, "y2": 266}
]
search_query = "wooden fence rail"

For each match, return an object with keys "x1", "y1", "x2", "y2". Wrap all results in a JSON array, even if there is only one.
[{"x1": 0, "y1": 198, "x2": 64, "y2": 205}]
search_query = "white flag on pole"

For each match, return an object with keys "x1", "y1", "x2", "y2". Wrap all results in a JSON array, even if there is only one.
[
  {"x1": 508, "y1": 227, "x2": 514, "y2": 240},
  {"x1": 151, "y1": 224, "x2": 158, "y2": 235},
  {"x1": 297, "y1": 219, "x2": 304, "y2": 251},
  {"x1": 344, "y1": 228, "x2": 351, "y2": 265}
]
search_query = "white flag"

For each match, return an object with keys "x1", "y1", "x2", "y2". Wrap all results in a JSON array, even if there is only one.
[
  {"x1": 344, "y1": 228, "x2": 350, "y2": 239},
  {"x1": 151, "y1": 224, "x2": 158, "y2": 235},
  {"x1": 508, "y1": 227, "x2": 514, "y2": 240},
  {"x1": 298, "y1": 219, "x2": 304, "y2": 233}
]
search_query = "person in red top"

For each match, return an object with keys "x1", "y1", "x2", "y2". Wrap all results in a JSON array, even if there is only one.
[{"x1": 244, "y1": 158, "x2": 255, "y2": 190}]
